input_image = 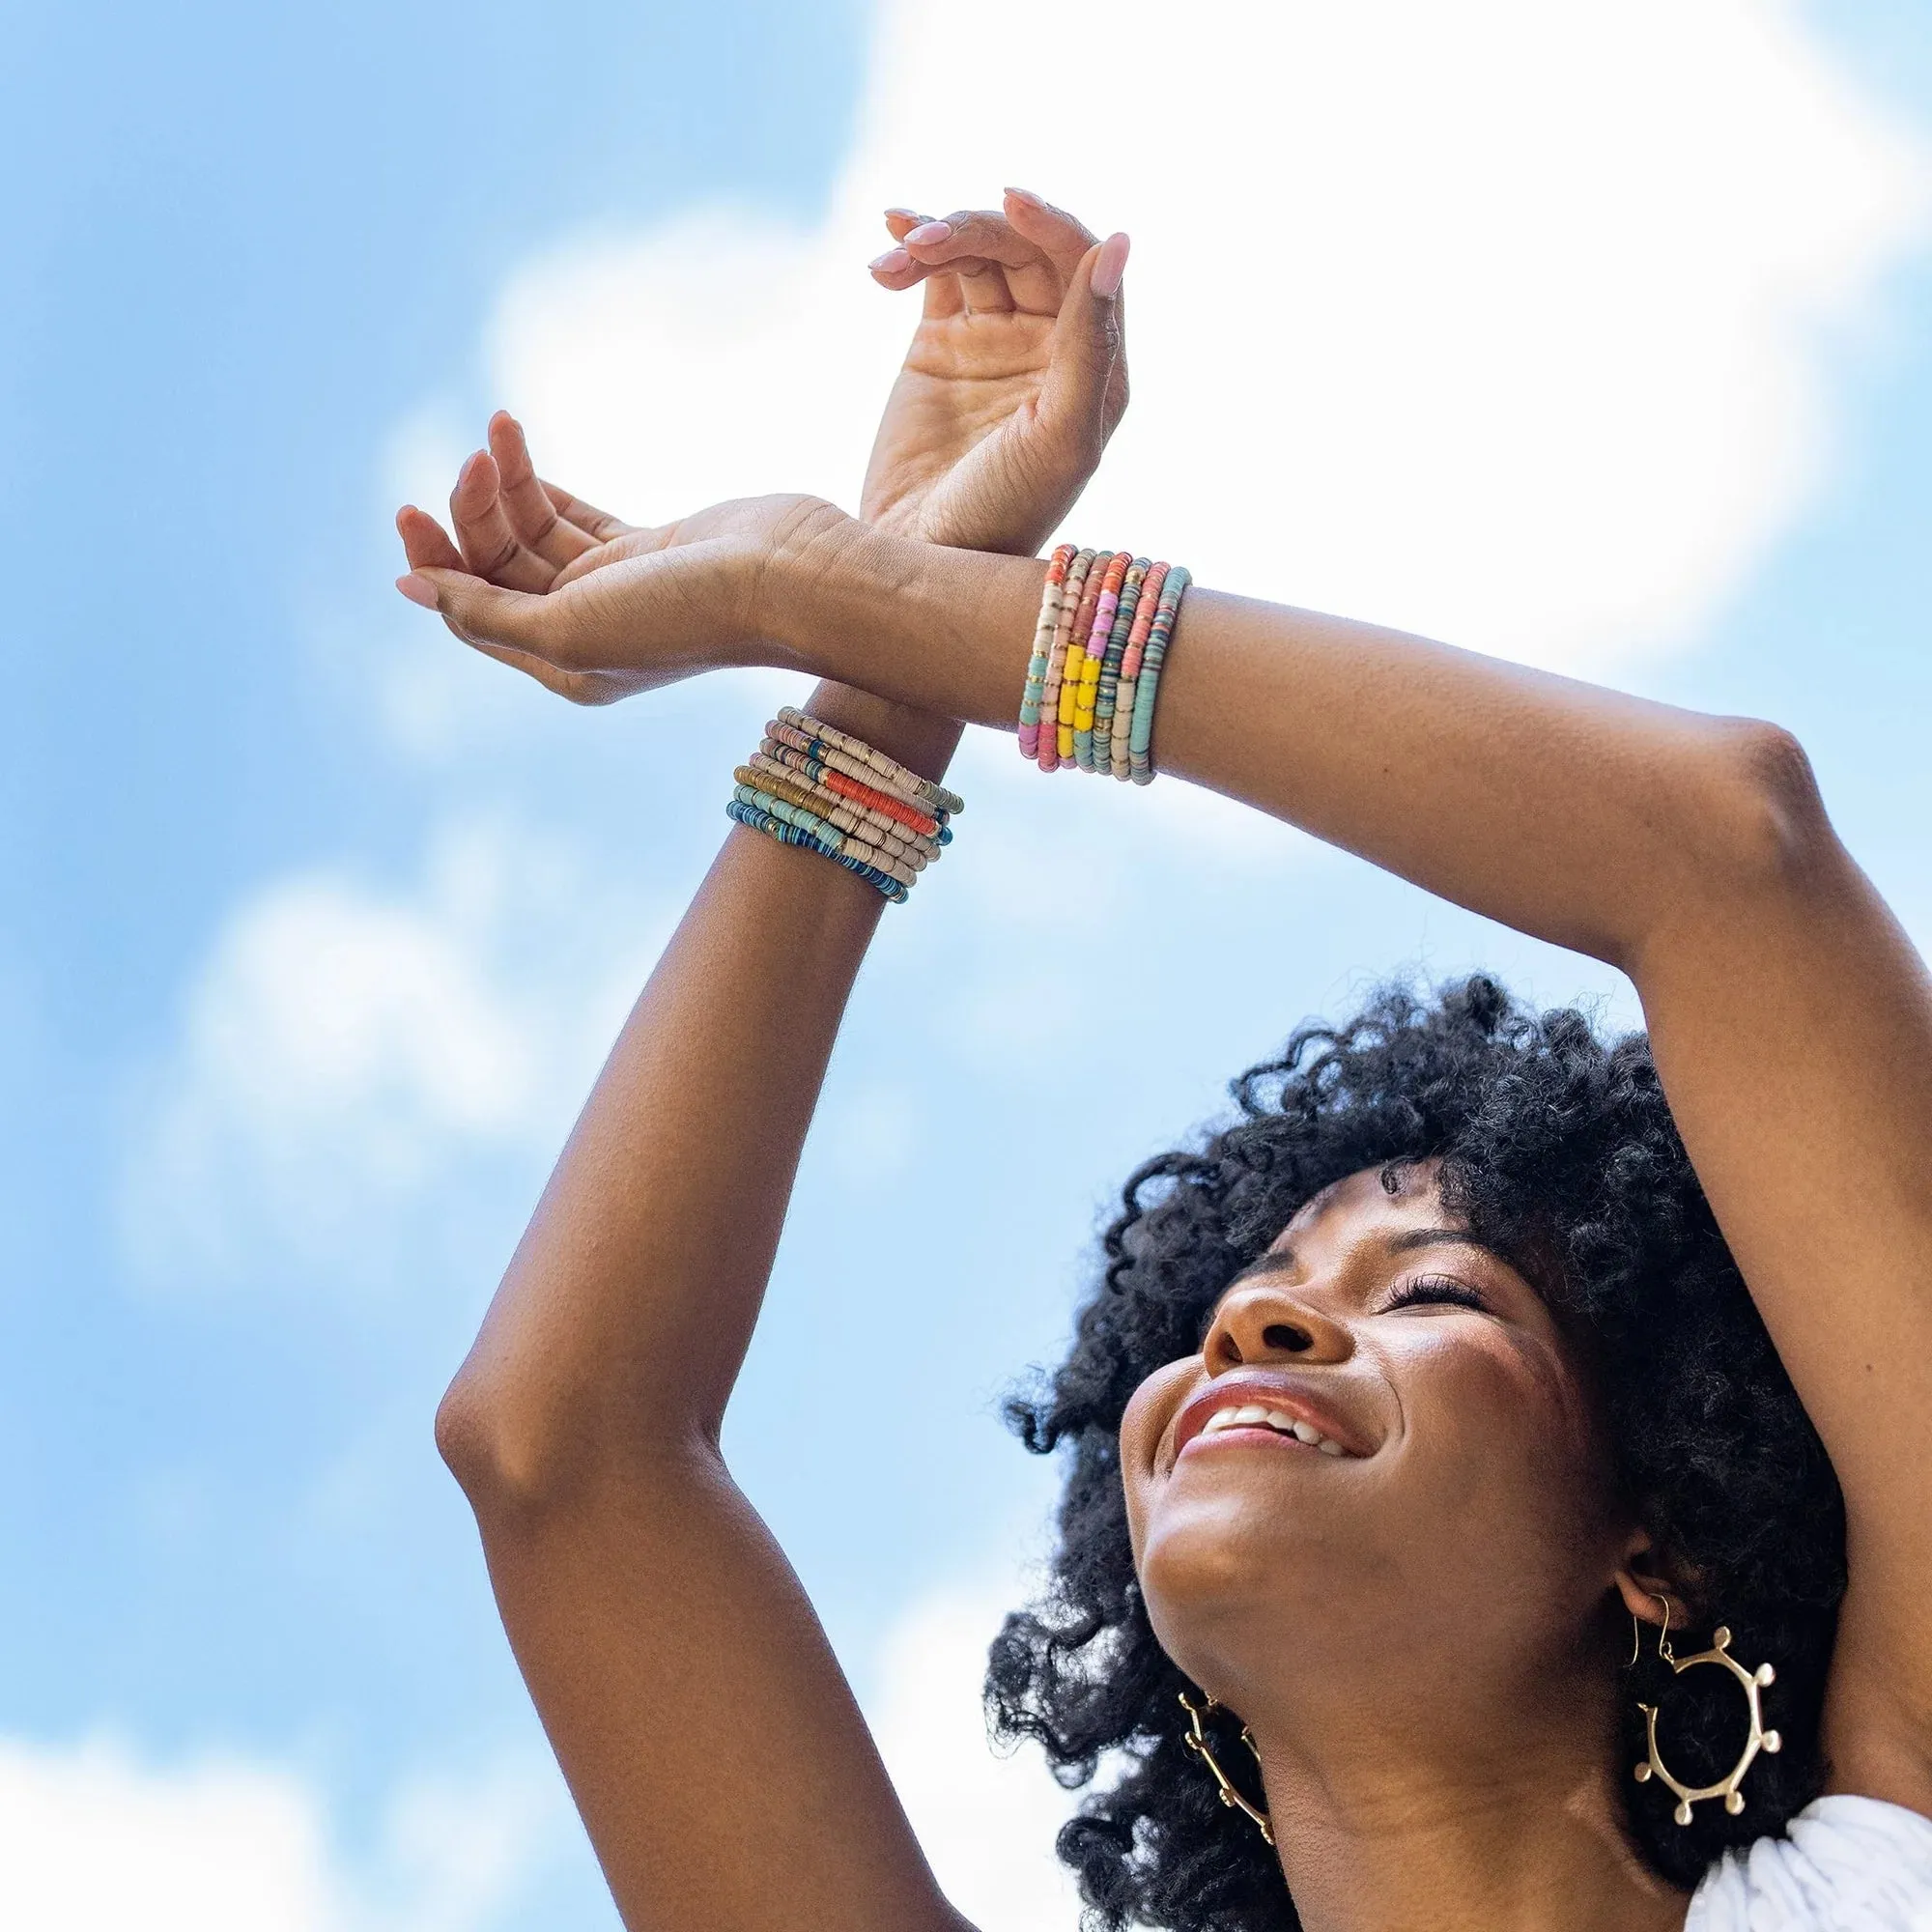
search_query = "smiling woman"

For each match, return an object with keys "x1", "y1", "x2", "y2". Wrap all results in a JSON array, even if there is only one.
[
  {"x1": 996, "y1": 983, "x2": 1849, "y2": 1929},
  {"x1": 402, "y1": 187, "x2": 1932, "y2": 1932}
]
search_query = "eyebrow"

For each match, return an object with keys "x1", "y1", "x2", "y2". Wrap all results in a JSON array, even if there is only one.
[{"x1": 1226, "y1": 1225, "x2": 1499, "y2": 1288}]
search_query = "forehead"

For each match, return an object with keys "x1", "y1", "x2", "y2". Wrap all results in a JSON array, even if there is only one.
[{"x1": 1270, "y1": 1161, "x2": 1450, "y2": 1253}]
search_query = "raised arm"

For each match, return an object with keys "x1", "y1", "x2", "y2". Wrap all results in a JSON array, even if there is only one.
[
  {"x1": 421, "y1": 197, "x2": 1129, "y2": 1932},
  {"x1": 413, "y1": 508, "x2": 1932, "y2": 1819}
]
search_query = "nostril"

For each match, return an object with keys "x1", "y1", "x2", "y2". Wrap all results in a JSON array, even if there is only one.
[{"x1": 1263, "y1": 1322, "x2": 1313, "y2": 1353}]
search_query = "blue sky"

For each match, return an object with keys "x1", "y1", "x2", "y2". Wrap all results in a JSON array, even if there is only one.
[{"x1": 3, "y1": 2, "x2": 1930, "y2": 1925}]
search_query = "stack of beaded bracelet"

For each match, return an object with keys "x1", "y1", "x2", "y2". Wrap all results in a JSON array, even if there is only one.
[
  {"x1": 1018, "y1": 544, "x2": 1190, "y2": 782},
  {"x1": 725, "y1": 705, "x2": 961, "y2": 904}
]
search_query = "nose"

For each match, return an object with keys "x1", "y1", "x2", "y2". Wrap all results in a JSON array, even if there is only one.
[{"x1": 1203, "y1": 1283, "x2": 1354, "y2": 1372}]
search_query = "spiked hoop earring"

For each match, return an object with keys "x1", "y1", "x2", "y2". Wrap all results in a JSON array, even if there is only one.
[
  {"x1": 1178, "y1": 1690, "x2": 1274, "y2": 1845},
  {"x1": 1631, "y1": 1594, "x2": 1781, "y2": 1825}
]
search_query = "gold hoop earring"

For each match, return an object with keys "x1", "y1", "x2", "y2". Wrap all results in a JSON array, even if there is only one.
[
  {"x1": 1178, "y1": 1690, "x2": 1274, "y2": 1845},
  {"x1": 1631, "y1": 1594, "x2": 1781, "y2": 1825}
]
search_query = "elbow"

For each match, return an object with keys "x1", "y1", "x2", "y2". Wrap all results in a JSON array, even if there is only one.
[
  {"x1": 435, "y1": 1356, "x2": 715, "y2": 1528},
  {"x1": 435, "y1": 1370, "x2": 555, "y2": 1524},
  {"x1": 1678, "y1": 718, "x2": 1834, "y2": 898}
]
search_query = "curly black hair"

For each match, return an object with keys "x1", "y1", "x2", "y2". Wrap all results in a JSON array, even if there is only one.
[{"x1": 987, "y1": 977, "x2": 1846, "y2": 1929}]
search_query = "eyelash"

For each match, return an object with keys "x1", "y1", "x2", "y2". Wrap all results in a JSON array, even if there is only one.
[{"x1": 1381, "y1": 1273, "x2": 1490, "y2": 1315}]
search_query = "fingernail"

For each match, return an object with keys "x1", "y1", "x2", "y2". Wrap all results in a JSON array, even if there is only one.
[
  {"x1": 884, "y1": 206, "x2": 920, "y2": 219},
  {"x1": 396, "y1": 573, "x2": 440, "y2": 610},
  {"x1": 1005, "y1": 185, "x2": 1046, "y2": 208},
  {"x1": 1092, "y1": 232, "x2": 1130, "y2": 299},
  {"x1": 869, "y1": 246, "x2": 911, "y2": 273},
  {"x1": 904, "y1": 220, "x2": 951, "y2": 246}
]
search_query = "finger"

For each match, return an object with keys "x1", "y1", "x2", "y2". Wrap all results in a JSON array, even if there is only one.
[
  {"x1": 901, "y1": 213, "x2": 1041, "y2": 311},
  {"x1": 450, "y1": 449, "x2": 557, "y2": 592},
  {"x1": 487, "y1": 412, "x2": 597, "y2": 568},
  {"x1": 540, "y1": 480, "x2": 630, "y2": 544},
  {"x1": 396, "y1": 565, "x2": 578, "y2": 664},
  {"x1": 1003, "y1": 187, "x2": 1101, "y2": 284},
  {"x1": 396, "y1": 504, "x2": 465, "y2": 573},
  {"x1": 1037, "y1": 232, "x2": 1130, "y2": 458}
]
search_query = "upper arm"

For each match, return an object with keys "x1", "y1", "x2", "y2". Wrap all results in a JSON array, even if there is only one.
[
  {"x1": 1630, "y1": 724, "x2": 1932, "y2": 1807},
  {"x1": 440, "y1": 1404, "x2": 971, "y2": 1932}
]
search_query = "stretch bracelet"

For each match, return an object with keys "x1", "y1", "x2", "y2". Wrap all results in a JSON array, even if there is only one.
[
  {"x1": 738, "y1": 760, "x2": 937, "y2": 866},
  {"x1": 727, "y1": 799, "x2": 910, "y2": 902},
  {"x1": 726, "y1": 719, "x2": 959, "y2": 904},
  {"x1": 1040, "y1": 549, "x2": 1097, "y2": 772},
  {"x1": 736, "y1": 764, "x2": 935, "y2": 871},
  {"x1": 1087, "y1": 556, "x2": 1148, "y2": 773},
  {"x1": 1109, "y1": 557, "x2": 1168, "y2": 780},
  {"x1": 732, "y1": 784, "x2": 919, "y2": 889},
  {"x1": 1050, "y1": 550, "x2": 1114, "y2": 771},
  {"x1": 759, "y1": 736, "x2": 951, "y2": 840},
  {"x1": 1128, "y1": 565, "x2": 1190, "y2": 783},
  {"x1": 1018, "y1": 545, "x2": 1075, "y2": 762},
  {"x1": 779, "y1": 707, "x2": 964, "y2": 819},
  {"x1": 763, "y1": 721, "x2": 953, "y2": 836},
  {"x1": 1018, "y1": 545, "x2": 1189, "y2": 782}
]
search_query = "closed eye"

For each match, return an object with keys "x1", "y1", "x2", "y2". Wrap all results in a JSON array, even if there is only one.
[{"x1": 1380, "y1": 1273, "x2": 1491, "y2": 1315}]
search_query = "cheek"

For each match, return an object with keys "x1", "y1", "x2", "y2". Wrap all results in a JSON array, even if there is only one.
[
  {"x1": 1119, "y1": 1360, "x2": 1194, "y2": 1565},
  {"x1": 1394, "y1": 1324, "x2": 1613, "y2": 1560}
]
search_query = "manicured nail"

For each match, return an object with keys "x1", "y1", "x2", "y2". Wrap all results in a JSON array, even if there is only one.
[
  {"x1": 869, "y1": 247, "x2": 911, "y2": 273},
  {"x1": 904, "y1": 220, "x2": 951, "y2": 246},
  {"x1": 396, "y1": 573, "x2": 440, "y2": 610},
  {"x1": 1092, "y1": 231, "x2": 1130, "y2": 299},
  {"x1": 1005, "y1": 185, "x2": 1047, "y2": 209},
  {"x1": 884, "y1": 206, "x2": 920, "y2": 220}
]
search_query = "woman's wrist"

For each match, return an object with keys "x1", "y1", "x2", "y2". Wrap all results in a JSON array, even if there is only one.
[{"x1": 756, "y1": 509, "x2": 1043, "y2": 734}]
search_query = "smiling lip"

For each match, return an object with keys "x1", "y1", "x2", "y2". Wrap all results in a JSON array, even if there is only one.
[{"x1": 1171, "y1": 1374, "x2": 1377, "y2": 1464}]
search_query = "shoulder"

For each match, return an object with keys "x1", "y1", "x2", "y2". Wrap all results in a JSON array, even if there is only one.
[{"x1": 1686, "y1": 1796, "x2": 1932, "y2": 1930}]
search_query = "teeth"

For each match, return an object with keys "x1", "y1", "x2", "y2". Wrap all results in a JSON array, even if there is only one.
[{"x1": 1197, "y1": 1403, "x2": 1352, "y2": 1455}]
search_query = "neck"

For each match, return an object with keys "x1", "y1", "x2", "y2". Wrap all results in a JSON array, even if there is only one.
[{"x1": 1246, "y1": 1670, "x2": 1690, "y2": 1932}]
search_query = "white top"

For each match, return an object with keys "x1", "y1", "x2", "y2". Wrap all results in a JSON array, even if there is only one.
[{"x1": 1685, "y1": 1796, "x2": 1932, "y2": 1929}]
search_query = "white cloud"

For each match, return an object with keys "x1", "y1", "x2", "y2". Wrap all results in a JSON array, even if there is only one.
[
  {"x1": 122, "y1": 816, "x2": 668, "y2": 1291},
  {"x1": 0, "y1": 1738, "x2": 570, "y2": 1932},
  {"x1": 867, "y1": 1582, "x2": 1084, "y2": 1932},
  {"x1": 475, "y1": 0, "x2": 1927, "y2": 677}
]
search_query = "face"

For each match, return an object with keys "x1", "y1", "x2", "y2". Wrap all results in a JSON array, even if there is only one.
[{"x1": 1121, "y1": 1163, "x2": 1629, "y2": 1728}]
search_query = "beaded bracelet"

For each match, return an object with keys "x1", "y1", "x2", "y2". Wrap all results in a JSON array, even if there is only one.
[
  {"x1": 1019, "y1": 548, "x2": 1188, "y2": 781},
  {"x1": 736, "y1": 763, "x2": 935, "y2": 871},
  {"x1": 779, "y1": 707, "x2": 964, "y2": 819},
  {"x1": 727, "y1": 717, "x2": 959, "y2": 903},
  {"x1": 727, "y1": 799, "x2": 910, "y2": 902},
  {"x1": 1059, "y1": 551, "x2": 1118, "y2": 770},
  {"x1": 1111, "y1": 557, "x2": 1169, "y2": 780},
  {"x1": 1087, "y1": 556, "x2": 1148, "y2": 773},
  {"x1": 759, "y1": 735, "x2": 950, "y2": 840},
  {"x1": 732, "y1": 783, "x2": 919, "y2": 889},
  {"x1": 1127, "y1": 565, "x2": 1190, "y2": 784},
  {"x1": 1018, "y1": 545, "x2": 1075, "y2": 762},
  {"x1": 1033, "y1": 547, "x2": 1091, "y2": 773}
]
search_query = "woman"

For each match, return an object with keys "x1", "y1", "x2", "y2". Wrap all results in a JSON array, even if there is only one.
[{"x1": 395, "y1": 191, "x2": 1932, "y2": 1929}]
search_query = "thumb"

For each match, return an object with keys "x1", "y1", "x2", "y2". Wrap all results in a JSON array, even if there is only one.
[{"x1": 1037, "y1": 231, "x2": 1129, "y2": 454}]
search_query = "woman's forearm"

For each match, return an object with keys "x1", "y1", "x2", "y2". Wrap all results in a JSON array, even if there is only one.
[
  {"x1": 771, "y1": 522, "x2": 1804, "y2": 975},
  {"x1": 439, "y1": 682, "x2": 959, "y2": 1497}
]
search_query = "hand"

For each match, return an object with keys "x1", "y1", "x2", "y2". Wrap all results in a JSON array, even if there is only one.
[
  {"x1": 395, "y1": 422, "x2": 846, "y2": 705},
  {"x1": 862, "y1": 188, "x2": 1129, "y2": 555},
  {"x1": 394, "y1": 451, "x2": 781, "y2": 705}
]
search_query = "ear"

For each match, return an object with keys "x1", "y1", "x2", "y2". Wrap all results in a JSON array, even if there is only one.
[{"x1": 1613, "y1": 1527, "x2": 1692, "y2": 1638}]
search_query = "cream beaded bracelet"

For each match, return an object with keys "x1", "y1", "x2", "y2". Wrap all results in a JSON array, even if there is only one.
[{"x1": 1019, "y1": 546, "x2": 1188, "y2": 782}]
